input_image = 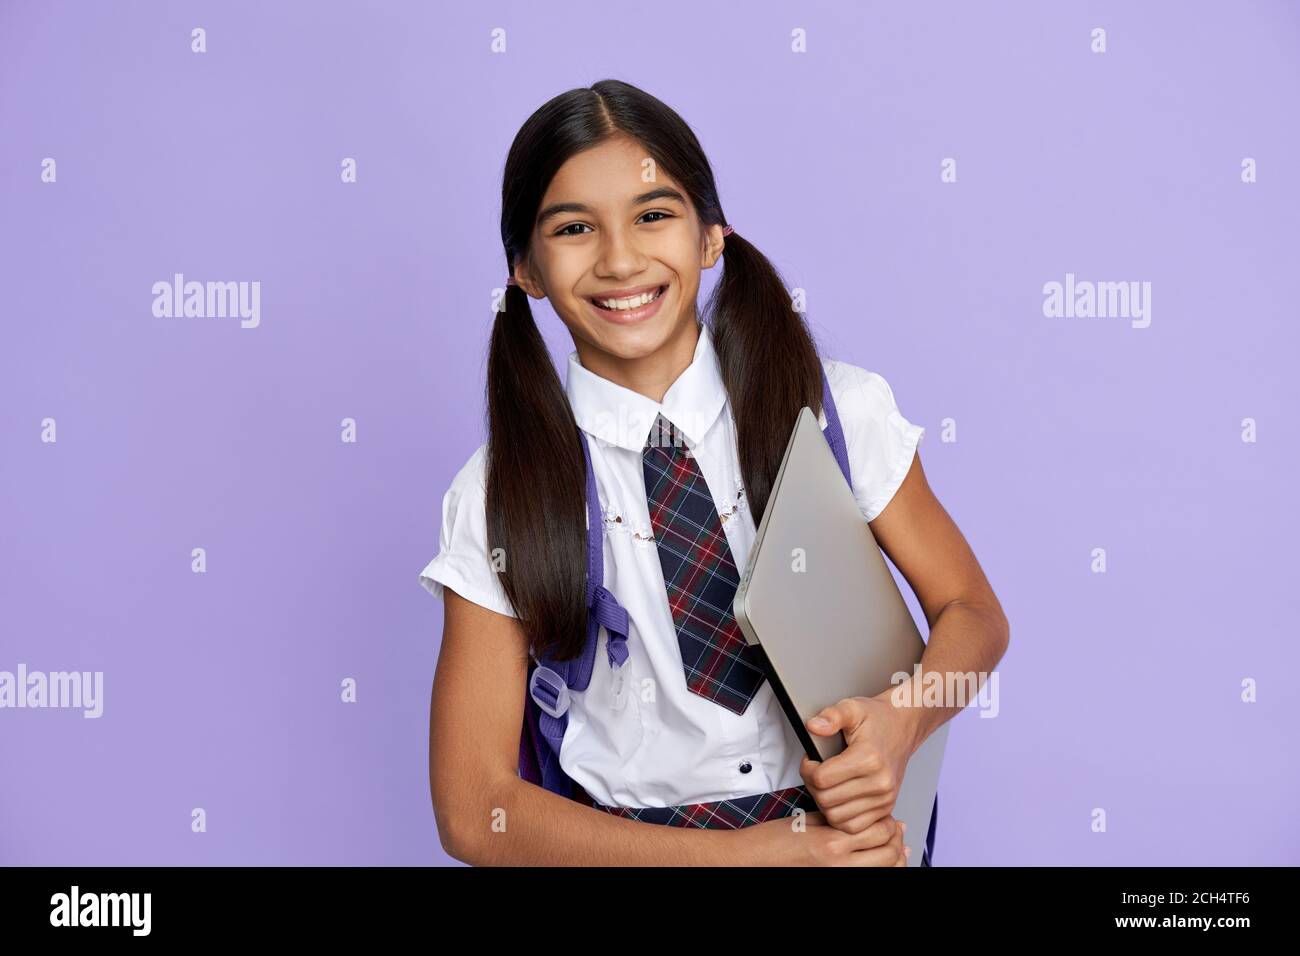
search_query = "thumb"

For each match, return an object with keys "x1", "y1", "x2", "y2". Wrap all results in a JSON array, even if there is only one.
[{"x1": 807, "y1": 706, "x2": 843, "y2": 736}]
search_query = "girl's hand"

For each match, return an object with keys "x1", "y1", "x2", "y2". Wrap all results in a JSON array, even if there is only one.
[
  {"x1": 747, "y1": 809, "x2": 908, "y2": 866},
  {"x1": 799, "y1": 692, "x2": 920, "y2": 834}
]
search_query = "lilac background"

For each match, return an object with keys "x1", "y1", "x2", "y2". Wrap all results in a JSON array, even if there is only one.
[{"x1": 2, "y1": 0, "x2": 1296, "y2": 866}]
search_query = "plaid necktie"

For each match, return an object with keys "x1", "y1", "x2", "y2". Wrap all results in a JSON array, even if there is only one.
[{"x1": 642, "y1": 412, "x2": 766, "y2": 715}]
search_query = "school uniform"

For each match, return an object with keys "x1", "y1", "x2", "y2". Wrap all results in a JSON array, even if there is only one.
[{"x1": 419, "y1": 322, "x2": 926, "y2": 840}]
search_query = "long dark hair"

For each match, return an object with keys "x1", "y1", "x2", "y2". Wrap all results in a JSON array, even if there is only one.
[{"x1": 489, "y1": 79, "x2": 825, "y2": 662}]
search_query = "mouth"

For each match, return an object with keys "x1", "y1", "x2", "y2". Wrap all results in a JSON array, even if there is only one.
[{"x1": 586, "y1": 284, "x2": 668, "y2": 324}]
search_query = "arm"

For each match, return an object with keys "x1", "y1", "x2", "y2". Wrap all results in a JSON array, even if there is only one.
[
  {"x1": 429, "y1": 588, "x2": 761, "y2": 865},
  {"x1": 868, "y1": 449, "x2": 1010, "y2": 752}
]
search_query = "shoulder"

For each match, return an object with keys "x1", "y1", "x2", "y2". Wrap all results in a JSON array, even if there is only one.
[
  {"x1": 417, "y1": 442, "x2": 518, "y2": 618},
  {"x1": 444, "y1": 442, "x2": 489, "y2": 502},
  {"x1": 436, "y1": 442, "x2": 492, "y2": 548},
  {"x1": 821, "y1": 357, "x2": 905, "y2": 418},
  {"x1": 820, "y1": 357, "x2": 926, "y2": 522},
  {"x1": 432, "y1": 442, "x2": 491, "y2": 538}
]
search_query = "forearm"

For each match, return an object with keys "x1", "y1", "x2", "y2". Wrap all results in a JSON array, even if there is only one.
[
  {"x1": 439, "y1": 773, "x2": 766, "y2": 866},
  {"x1": 892, "y1": 599, "x2": 1009, "y2": 751}
]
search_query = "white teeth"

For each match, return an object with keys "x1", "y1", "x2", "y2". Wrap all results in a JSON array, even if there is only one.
[{"x1": 596, "y1": 286, "x2": 663, "y2": 311}]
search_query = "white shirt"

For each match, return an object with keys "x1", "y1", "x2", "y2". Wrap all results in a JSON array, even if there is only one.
[{"x1": 418, "y1": 324, "x2": 925, "y2": 808}]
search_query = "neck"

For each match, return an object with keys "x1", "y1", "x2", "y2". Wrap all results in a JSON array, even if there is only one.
[{"x1": 574, "y1": 321, "x2": 701, "y2": 403}]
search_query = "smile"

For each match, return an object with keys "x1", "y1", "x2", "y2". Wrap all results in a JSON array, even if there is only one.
[{"x1": 589, "y1": 284, "x2": 666, "y2": 312}]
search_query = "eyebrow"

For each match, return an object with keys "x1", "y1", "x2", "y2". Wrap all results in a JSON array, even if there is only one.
[{"x1": 535, "y1": 187, "x2": 688, "y2": 229}]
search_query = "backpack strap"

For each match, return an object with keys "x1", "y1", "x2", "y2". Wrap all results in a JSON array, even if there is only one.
[
  {"x1": 520, "y1": 429, "x2": 631, "y2": 798},
  {"x1": 922, "y1": 792, "x2": 938, "y2": 866},
  {"x1": 581, "y1": 430, "x2": 631, "y2": 671},
  {"x1": 820, "y1": 362, "x2": 852, "y2": 487}
]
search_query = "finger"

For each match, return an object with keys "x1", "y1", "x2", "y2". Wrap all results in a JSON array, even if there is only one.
[
  {"x1": 806, "y1": 769, "x2": 869, "y2": 800},
  {"x1": 812, "y1": 777, "x2": 887, "y2": 807},
  {"x1": 818, "y1": 793, "x2": 888, "y2": 830},
  {"x1": 807, "y1": 698, "x2": 866, "y2": 737},
  {"x1": 896, "y1": 821, "x2": 910, "y2": 866},
  {"x1": 893, "y1": 823, "x2": 911, "y2": 867},
  {"x1": 806, "y1": 751, "x2": 893, "y2": 793},
  {"x1": 854, "y1": 818, "x2": 906, "y2": 865},
  {"x1": 848, "y1": 837, "x2": 907, "y2": 868},
  {"x1": 824, "y1": 803, "x2": 894, "y2": 835},
  {"x1": 815, "y1": 786, "x2": 894, "y2": 822},
  {"x1": 851, "y1": 814, "x2": 897, "y2": 848},
  {"x1": 837, "y1": 814, "x2": 899, "y2": 851},
  {"x1": 807, "y1": 703, "x2": 845, "y2": 736},
  {"x1": 799, "y1": 754, "x2": 822, "y2": 785},
  {"x1": 877, "y1": 823, "x2": 907, "y2": 868},
  {"x1": 804, "y1": 754, "x2": 860, "y2": 792}
]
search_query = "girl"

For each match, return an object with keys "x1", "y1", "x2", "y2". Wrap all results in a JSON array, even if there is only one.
[{"x1": 421, "y1": 79, "x2": 1009, "y2": 866}]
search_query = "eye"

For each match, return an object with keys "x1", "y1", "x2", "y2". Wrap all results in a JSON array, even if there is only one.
[{"x1": 552, "y1": 211, "x2": 674, "y2": 238}]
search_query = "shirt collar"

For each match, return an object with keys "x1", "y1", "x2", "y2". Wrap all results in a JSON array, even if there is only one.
[{"x1": 565, "y1": 323, "x2": 729, "y2": 452}]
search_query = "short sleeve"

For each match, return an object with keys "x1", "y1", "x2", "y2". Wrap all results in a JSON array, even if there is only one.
[
  {"x1": 417, "y1": 443, "x2": 519, "y2": 618},
  {"x1": 822, "y1": 359, "x2": 926, "y2": 522}
]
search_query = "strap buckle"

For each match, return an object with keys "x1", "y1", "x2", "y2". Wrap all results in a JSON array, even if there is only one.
[{"x1": 529, "y1": 665, "x2": 570, "y2": 719}]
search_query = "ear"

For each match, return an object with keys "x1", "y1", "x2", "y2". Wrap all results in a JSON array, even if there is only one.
[
  {"x1": 701, "y1": 223, "x2": 727, "y2": 270},
  {"x1": 511, "y1": 258, "x2": 544, "y2": 298}
]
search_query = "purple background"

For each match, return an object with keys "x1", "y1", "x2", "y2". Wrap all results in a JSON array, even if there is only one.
[{"x1": 2, "y1": 0, "x2": 1296, "y2": 866}]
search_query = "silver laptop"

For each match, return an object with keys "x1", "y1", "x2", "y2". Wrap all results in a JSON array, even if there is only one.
[{"x1": 733, "y1": 406, "x2": 949, "y2": 866}]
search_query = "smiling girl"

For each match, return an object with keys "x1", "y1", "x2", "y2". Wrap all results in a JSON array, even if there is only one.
[{"x1": 421, "y1": 79, "x2": 1009, "y2": 866}]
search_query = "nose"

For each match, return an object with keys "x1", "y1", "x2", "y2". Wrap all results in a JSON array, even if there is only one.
[{"x1": 595, "y1": 226, "x2": 649, "y2": 279}]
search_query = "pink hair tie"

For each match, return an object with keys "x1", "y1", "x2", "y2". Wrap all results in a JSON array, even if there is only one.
[
  {"x1": 505, "y1": 276, "x2": 518, "y2": 286},
  {"x1": 722, "y1": 224, "x2": 734, "y2": 236}
]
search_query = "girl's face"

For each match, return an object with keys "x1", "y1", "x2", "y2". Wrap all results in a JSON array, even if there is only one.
[{"x1": 516, "y1": 135, "x2": 726, "y2": 371}]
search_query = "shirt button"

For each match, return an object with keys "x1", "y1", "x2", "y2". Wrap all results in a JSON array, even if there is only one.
[{"x1": 738, "y1": 761, "x2": 752, "y2": 774}]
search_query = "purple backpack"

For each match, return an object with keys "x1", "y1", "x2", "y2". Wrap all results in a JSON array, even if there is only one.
[{"x1": 517, "y1": 364, "x2": 939, "y2": 863}]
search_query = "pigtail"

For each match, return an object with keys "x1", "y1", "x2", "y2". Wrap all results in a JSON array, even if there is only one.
[
  {"x1": 484, "y1": 284, "x2": 589, "y2": 661},
  {"x1": 707, "y1": 229, "x2": 825, "y2": 524}
]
